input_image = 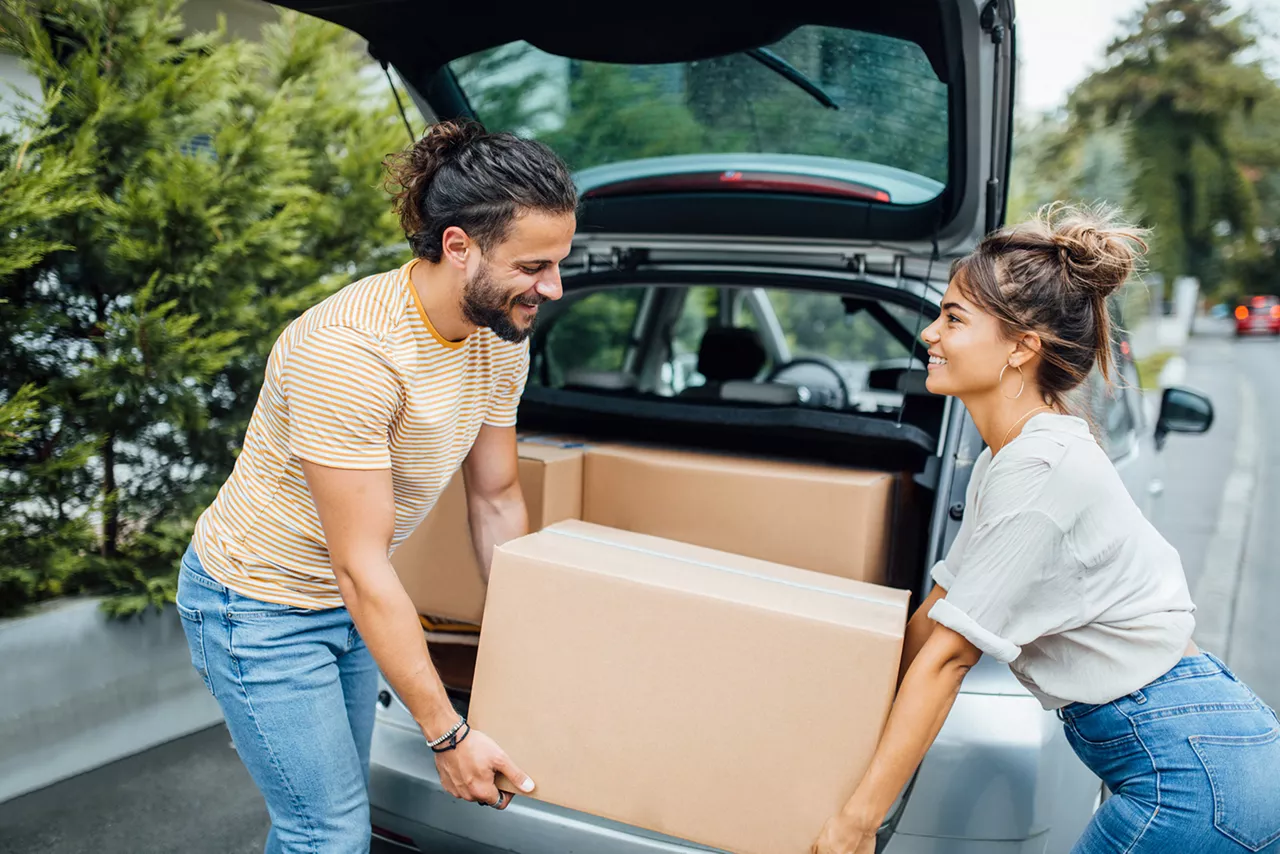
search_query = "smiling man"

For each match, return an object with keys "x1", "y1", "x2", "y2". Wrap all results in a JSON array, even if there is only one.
[{"x1": 175, "y1": 121, "x2": 578, "y2": 853}]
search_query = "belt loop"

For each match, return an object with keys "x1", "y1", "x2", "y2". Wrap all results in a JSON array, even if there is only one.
[{"x1": 1129, "y1": 690, "x2": 1147, "y2": 704}]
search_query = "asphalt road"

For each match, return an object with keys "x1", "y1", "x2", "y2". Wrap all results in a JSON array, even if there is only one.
[{"x1": 1, "y1": 318, "x2": 1275, "y2": 853}]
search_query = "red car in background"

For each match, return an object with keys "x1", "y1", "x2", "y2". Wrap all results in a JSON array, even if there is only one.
[{"x1": 1235, "y1": 295, "x2": 1280, "y2": 336}]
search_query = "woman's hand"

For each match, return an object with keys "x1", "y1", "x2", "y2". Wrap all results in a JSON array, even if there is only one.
[
  {"x1": 432, "y1": 726, "x2": 534, "y2": 810},
  {"x1": 812, "y1": 812, "x2": 876, "y2": 854}
]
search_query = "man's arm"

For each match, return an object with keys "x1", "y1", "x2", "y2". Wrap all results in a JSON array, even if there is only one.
[
  {"x1": 462, "y1": 425, "x2": 529, "y2": 580},
  {"x1": 302, "y1": 460, "x2": 533, "y2": 807}
]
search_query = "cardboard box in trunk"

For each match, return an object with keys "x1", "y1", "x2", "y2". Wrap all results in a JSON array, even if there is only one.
[
  {"x1": 583, "y1": 443, "x2": 898, "y2": 585},
  {"x1": 469, "y1": 520, "x2": 909, "y2": 854},
  {"x1": 390, "y1": 439, "x2": 584, "y2": 624}
]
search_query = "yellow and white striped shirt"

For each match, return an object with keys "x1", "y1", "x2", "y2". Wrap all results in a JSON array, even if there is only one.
[{"x1": 192, "y1": 259, "x2": 530, "y2": 609}]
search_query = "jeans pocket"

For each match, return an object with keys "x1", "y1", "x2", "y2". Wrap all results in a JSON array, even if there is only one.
[
  {"x1": 1191, "y1": 727, "x2": 1280, "y2": 851},
  {"x1": 176, "y1": 603, "x2": 216, "y2": 699},
  {"x1": 1067, "y1": 703, "x2": 1136, "y2": 748}
]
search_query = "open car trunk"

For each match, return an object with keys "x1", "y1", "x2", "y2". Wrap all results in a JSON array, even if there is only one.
[{"x1": 270, "y1": 0, "x2": 1015, "y2": 260}]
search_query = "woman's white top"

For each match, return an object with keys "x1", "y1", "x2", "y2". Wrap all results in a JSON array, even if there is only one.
[{"x1": 928, "y1": 413, "x2": 1196, "y2": 709}]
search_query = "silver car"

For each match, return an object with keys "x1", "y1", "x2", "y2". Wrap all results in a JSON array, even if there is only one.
[{"x1": 270, "y1": 2, "x2": 1215, "y2": 850}]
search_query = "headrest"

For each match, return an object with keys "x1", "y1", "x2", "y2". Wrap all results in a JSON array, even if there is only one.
[{"x1": 697, "y1": 327, "x2": 767, "y2": 382}]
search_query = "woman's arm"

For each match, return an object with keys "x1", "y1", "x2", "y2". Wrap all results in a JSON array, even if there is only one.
[
  {"x1": 812, "y1": 623, "x2": 981, "y2": 854},
  {"x1": 897, "y1": 583, "x2": 947, "y2": 688}
]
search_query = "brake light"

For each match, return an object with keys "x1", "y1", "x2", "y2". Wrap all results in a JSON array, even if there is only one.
[
  {"x1": 1253, "y1": 296, "x2": 1268, "y2": 307},
  {"x1": 583, "y1": 171, "x2": 892, "y2": 203},
  {"x1": 1236, "y1": 306, "x2": 1249, "y2": 320},
  {"x1": 1271, "y1": 305, "x2": 1280, "y2": 319}
]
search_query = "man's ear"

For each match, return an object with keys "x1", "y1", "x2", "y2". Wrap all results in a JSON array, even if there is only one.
[{"x1": 441, "y1": 226, "x2": 472, "y2": 270}]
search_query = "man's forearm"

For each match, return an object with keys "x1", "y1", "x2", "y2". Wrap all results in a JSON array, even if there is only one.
[
  {"x1": 468, "y1": 482, "x2": 529, "y2": 581},
  {"x1": 334, "y1": 557, "x2": 458, "y2": 737}
]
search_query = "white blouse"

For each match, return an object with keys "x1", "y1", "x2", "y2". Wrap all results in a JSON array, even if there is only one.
[{"x1": 928, "y1": 413, "x2": 1196, "y2": 709}]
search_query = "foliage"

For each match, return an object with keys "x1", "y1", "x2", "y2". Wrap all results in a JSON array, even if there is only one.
[
  {"x1": 1066, "y1": 0, "x2": 1271, "y2": 296},
  {"x1": 0, "y1": 0, "x2": 408, "y2": 617}
]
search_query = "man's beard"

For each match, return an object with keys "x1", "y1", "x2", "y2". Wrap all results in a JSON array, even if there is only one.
[{"x1": 460, "y1": 263, "x2": 544, "y2": 343}]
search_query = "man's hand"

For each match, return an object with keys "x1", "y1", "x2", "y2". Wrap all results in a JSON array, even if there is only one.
[
  {"x1": 812, "y1": 813, "x2": 876, "y2": 854},
  {"x1": 431, "y1": 727, "x2": 535, "y2": 810}
]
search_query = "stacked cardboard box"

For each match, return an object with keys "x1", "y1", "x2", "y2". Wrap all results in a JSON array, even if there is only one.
[
  {"x1": 581, "y1": 443, "x2": 898, "y2": 585},
  {"x1": 391, "y1": 437, "x2": 585, "y2": 624}
]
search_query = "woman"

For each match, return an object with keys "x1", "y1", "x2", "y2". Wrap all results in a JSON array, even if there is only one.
[{"x1": 813, "y1": 204, "x2": 1280, "y2": 854}]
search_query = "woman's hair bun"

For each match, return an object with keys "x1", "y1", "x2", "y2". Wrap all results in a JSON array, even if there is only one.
[{"x1": 1043, "y1": 203, "x2": 1149, "y2": 299}]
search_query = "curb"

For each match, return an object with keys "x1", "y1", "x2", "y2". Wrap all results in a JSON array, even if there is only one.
[{"x1": 1191, "y1": 377, "x2": 1260, "y2": 658}]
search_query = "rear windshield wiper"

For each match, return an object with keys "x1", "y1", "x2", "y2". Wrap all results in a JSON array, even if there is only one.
[{"x1": 744, "y1": 47, "x2": 840, "y2": 111}]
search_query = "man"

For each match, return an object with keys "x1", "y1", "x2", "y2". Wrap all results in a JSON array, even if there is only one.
[{"x1": 175, "y1": 120, "x2": 578, "y2": 852}]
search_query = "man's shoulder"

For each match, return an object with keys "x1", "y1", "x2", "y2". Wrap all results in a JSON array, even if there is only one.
[{"x1": 293, "y1": 267, "x2": 408, "y2": 340}]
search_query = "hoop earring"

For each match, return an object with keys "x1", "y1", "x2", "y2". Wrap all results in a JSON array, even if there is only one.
[{"x1": 999, "y1": 363, "x2": 1025, "y2": 399}]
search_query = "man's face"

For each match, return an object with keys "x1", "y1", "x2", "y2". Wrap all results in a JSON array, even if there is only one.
[{"x1": 461, "y1": 211, "x2": 576, "y2": 343}]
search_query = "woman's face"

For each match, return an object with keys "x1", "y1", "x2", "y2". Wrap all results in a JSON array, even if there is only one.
[{"x1": 920, "y1": 275, "x2": 1019, "y2": 400}]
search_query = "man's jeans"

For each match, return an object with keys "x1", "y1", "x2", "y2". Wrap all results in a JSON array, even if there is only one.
[{"x1": 176, "y1": 544, "x2": 378, "y2": 854}]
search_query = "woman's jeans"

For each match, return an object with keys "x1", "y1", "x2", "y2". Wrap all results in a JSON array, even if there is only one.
[
  {"x1": 1060, "y1": 652, "x2": 1280, "y2": 853},
  {"x1": 175, "y1": 544, "x2": 378, "y2": 854}
]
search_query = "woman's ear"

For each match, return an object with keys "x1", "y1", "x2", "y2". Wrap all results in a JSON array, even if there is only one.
[{"x1": 1010, "y1": 331, "x2": 1043, "y2": 368}]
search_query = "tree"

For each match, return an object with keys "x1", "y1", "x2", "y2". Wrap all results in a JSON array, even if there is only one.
[
  {"x1": 1069, "y1": 0, "x2": 1271, "y2": 297},
  {"x1": 0, "y1": 0, "x2": 408, "y2": 616}
]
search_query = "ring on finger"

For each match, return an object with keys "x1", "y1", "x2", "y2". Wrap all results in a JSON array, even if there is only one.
[{"x1": 490, "y1": 792, "x2": 507, "y2": 809}]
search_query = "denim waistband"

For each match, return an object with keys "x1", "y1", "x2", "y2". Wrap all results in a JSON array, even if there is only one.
[
  {"x1": 179, "y1": 543, "x2": 226, "y2": 594},
  {"x1": 1058, "y1": 652, "x2": 1232, "y2": 720}
]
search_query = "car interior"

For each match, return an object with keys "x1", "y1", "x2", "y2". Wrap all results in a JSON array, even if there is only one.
[{"x1": 519, "y1": 283, "x2": 946, "y2": 472}]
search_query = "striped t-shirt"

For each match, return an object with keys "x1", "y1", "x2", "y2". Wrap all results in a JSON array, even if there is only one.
[{"x1": 192, "y1": 259, "x2": 530, "y2": 609}]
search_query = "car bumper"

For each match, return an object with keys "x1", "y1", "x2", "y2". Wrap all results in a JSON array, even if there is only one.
[{"x1": 368, "y1": 677, "x2": 1093, "y2": 854}]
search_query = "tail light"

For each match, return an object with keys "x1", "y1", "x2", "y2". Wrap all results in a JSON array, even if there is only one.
[
  {"x1": 1271, "y1": 305, "x2": 1280, "y2": 319},
  {"x1": 1236, "y1": 306, "x2": 1249, "y2": 320}
]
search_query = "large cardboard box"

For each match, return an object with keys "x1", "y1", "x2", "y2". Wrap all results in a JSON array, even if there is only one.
[
  {"x1": 391, "y1": 439, "x2": 584, "y2": 623},
  {"x1": 470, "y1": 520, "x2": 909, "y2": 854},
  {"x1": 583, "y1": 444, "x2": 898, "y2": 585}
]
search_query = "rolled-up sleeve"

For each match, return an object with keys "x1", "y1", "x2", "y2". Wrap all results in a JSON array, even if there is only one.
[
  {"x1": 281, "y1": 327, "x2": 404, "y2": 469},
  {"x1": 929, "y1": 508, "x2": 1079, "y2": 663}
]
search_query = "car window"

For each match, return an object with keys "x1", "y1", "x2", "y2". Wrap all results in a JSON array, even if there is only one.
[
  {"x1": 533, "y1": 288, "x2": 648, "y2": 388},
  {"x1": 450, "y1": 26, "x2": 949, "y2": 200},
  {"x1": 762, "y1": 289, "x2": 912, "y2": 365}
]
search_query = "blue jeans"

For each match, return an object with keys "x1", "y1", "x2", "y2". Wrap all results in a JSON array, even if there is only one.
[
  {"x1": 1061, "y1": 652, "x2": 1280, "y2": 853},
  {"x1": 175, "y1": 544, "x2": 378, "y2": 853}
]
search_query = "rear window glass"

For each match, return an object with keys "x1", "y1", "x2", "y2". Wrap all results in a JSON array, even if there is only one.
[
  {"x1": 450, "y1": 26, "x2": 948, "y2": 200},
  {"x1": 531, "y1": 285, "x2": 926, "y2": 415}
]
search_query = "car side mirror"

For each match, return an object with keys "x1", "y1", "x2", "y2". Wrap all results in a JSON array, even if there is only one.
[{"x1": 1155, "y1": 386, "x2": 1214, "y2": 451}]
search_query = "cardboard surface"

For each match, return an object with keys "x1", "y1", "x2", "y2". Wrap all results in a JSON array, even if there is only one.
[
  {"x1": 583, "y1": 443, "x2": 897, "y2": 584},
  {"x1": 391, "y1": 439, "x2": 584, "y2": 623},
  {"x1": 469, "y1": 520, "x2": 909, "y2": 854}
]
